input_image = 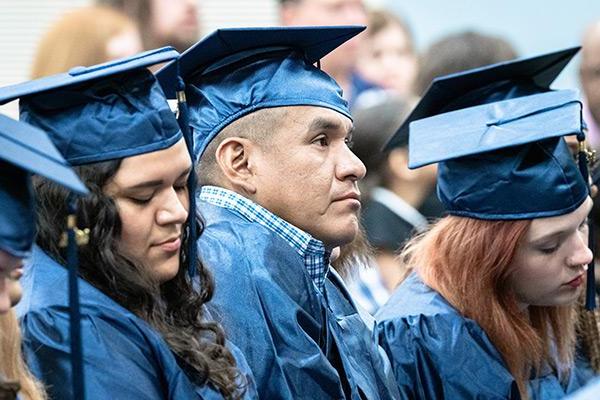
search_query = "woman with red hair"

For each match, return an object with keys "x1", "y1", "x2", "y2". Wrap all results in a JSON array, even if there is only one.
[{"x1": 375, "y1": 47, "x2": 597, "y2": 399}]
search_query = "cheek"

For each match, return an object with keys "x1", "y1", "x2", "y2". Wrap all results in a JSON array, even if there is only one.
[
  {"x1": 509, "y1": 254, "x2": 560, "y2": 299},
  {"x1": 116, "y1": 203, "x2": 153, "y2": 255}
]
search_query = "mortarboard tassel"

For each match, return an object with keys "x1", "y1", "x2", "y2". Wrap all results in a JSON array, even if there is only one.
[
  {"x1": 61, "y1": 196, "x2": 88, "y2": 399},
  {"x1": 577, "y1": 137, "x2": 596, "y2": 310},
  {"x1": 175, "y1": 67, "x2": 197, "y2": 278}
]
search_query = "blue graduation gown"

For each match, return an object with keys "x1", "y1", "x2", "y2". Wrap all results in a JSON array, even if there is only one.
[
  {"x1": 375, "y1": 273, "x2": 590, "y2": 399},
  {"x1": 16, "y1": 246, "x2": 255, "y2": 400},
  {"x1": 565, "y1": 377, "x2": 600, "y2": 399},
  {"x1": 197, "y1": 200, "x2": 400, "y2": 399}
]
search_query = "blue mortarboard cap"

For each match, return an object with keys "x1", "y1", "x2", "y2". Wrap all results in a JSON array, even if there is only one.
[
  {"x1": 393, "y1": 47, "x2": 597, "y2": 309},
  {"x1": 386, "y1": 47, "x2": 588, "y2": 220},
  {"x1": 0, "y1": 48, "x2": 182, "y2": 398},
  {"x1": 0, "y1": 47, "x2": 182, "y2": 165},
  {"x1": 157, "y1": 25, "x2": 364, "y2": 159},
  {"x1": 0, "y1": 115, "x2": 87, "y2": 257}
]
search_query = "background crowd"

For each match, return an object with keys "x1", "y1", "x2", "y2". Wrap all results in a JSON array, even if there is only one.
[{"x1": 2, "y1": 0, "x2": 600, "y2": 399}]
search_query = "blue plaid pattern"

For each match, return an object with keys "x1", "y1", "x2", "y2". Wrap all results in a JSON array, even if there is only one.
[{"x1": 199, "y1": 186, "x2": 330, "y2": 291}]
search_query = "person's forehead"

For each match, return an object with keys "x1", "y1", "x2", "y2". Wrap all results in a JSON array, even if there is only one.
[
  {"x1": 285, "y1": 105, "x2": 352, "y2": 131},
  {"x1": 111, "y1": 139, "x2": 190, "y2": 185},
  {"x1": 527, "y1": 197, "x2": 591, "y2": 240}
]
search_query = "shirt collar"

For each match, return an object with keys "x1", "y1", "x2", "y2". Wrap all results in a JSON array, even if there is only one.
[{"x1": 198, "y1": 185, "x2": 330, "y2": 290}]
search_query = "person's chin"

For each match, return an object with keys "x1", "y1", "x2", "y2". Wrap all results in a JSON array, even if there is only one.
[{"x1": 326, "y1": 224, "x2": 358, "y2": 248}]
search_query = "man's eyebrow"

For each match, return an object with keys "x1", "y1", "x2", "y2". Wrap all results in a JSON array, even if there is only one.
[{"x1": 308, "y1": 117, "x2": 343, "y2": 133}]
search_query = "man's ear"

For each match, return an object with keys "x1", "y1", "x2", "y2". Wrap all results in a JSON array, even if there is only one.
[{"x1": 215, "y1": 137, "x2": 258, "y2": 195}]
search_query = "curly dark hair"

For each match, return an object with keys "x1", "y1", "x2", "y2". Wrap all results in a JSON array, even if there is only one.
[{"x1": 34, "y1": 160, "x2": 245, "y2": 399}]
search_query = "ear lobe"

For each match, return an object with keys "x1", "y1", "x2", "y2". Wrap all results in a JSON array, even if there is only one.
[{"x1": 215, "y1": 137, "x2": 257, "y2": 195}]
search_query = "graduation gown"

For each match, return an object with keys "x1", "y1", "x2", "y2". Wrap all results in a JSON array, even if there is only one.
[
  {"x1": 197, "y1": 200, "x2": 400, "y2": 399},
  {"x1": 16, "y1": 246, "x2": 255, "y2": 400},
  {"x1": 375, "y1": 272, "x2": 590, "y2": 400}
]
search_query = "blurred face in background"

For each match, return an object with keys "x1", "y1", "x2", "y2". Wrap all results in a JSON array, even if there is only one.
[
  {"x1": 581, "y1": 23, "x2": 600, "y2": 124},
  {"x1": 280, "y1": 0, "x2": 367, "y2": 76},
  {"x1": 151, "y1": 0, "x2": 200, "y2": 52},
  {"x1": 357, "y1": 23, "x2": 418, "y2": 97},
  {"x1": 106, "y1": 25, "x2": 143, "y2": 60}
]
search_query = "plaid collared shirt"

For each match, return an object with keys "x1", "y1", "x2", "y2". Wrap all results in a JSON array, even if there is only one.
[{"x1": 199, "y1": 185, "x2": 330, "y2": 291}]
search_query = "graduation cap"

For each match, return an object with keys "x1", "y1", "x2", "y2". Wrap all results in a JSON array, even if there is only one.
[
  {"x1": 0, "y1": 46, "x2": 182, "y2": 165},
  {"x1": 156, "y1": 25, "x2": 365, "y2": 159},
  {"x1": 0, "y1": 47, "x2": 181, "y2": 399},
  {"x1": 0, "y1": 115, "x2": 87, "y2": 257},
  {"x1": 386, "y1": 47, "x2": 597, "y2": 309}
]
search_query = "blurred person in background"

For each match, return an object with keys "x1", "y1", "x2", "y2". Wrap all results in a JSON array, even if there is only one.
[
  {"x1": 31, "y1": 6, "x2": 142, "y2": 79},
  {"x1": 580, "y1": 21, "x2": 600, "y2": 150},
  {"x1": 279, "y1": 0, "x2": 377, "y2": 108},
  {"x1": 97, "y1": 0, "x2": 200, "y2": 53},
  {"x1": 347, "y1": 95, "x2": 435, "y2": 314},
  {"x1": 412, "y1": 30, "x2": 518, "y2": 220},
  {"x1": 414, "y1": 30, "x2": 518, "y2": 96},
  {"x1": 356, "y1": 10, "x2": 418, "y2": 100}
]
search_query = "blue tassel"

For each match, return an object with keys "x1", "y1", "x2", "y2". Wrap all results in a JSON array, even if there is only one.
[
  {"x1": 66, "y1": 196, "x2": 86, "y2": 398},
  {"x1": 175, "y1": 65, "x2": 197, "y2": 278}
]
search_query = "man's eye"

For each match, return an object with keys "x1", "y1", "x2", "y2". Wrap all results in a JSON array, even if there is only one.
[{"x1": 313, "y1": 136, "x2": 329, "y2": 146}]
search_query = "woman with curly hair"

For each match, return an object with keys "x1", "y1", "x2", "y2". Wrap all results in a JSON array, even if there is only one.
[
  {"x1": 0, "y1": 48, "x2": 253, "y2": 399},
  {"x1": 375, "y1": 47, "x2": 597, "y2": 399}
]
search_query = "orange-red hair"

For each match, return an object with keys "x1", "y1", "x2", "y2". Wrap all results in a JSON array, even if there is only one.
[{"x1": 402, "y1": 216, "x2": 577, "y2": 399}]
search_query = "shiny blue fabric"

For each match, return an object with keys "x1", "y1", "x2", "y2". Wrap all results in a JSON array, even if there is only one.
[
  {"x1": 565, "y1": 377, "x2": 600, "y2": 399},
  {"x1": 438, "y1": 136, "x2": 588, "y2": 220},
  {"x1": 0, "y1": 164, "x2": 33, "y2": 257},
  {"x1": 386, "y1": 47, "x2": 590, "y2": 220},
  {"x1": 375, "y1": 273, "x2": 592, "y2": 399},
  {"x1": 0, "y1": 115, "x2": 86, "y2": 257},
  {"x1": 20, "y1": 70, "x2": 181, "y2": 166},
  {"x1": 186, "y1": 51, "x2": 350, "y2": 159},
  {"x1": 196, "y1": 199, "x2": 401, "y2": 399},
  {"x1": 155, "y1": 26, "x2": 361, "y2": 159},
  {"x1": 15, "y1": 246, "x2": 257, "y2": 400}
]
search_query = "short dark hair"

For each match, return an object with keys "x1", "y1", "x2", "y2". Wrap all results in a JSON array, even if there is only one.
[
  {"x1": 197, "y1": 107, "x2": 288, "y2": 186},
  {"x1": 351, "y1": 95, "x2": 413, "y2": 187}
]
